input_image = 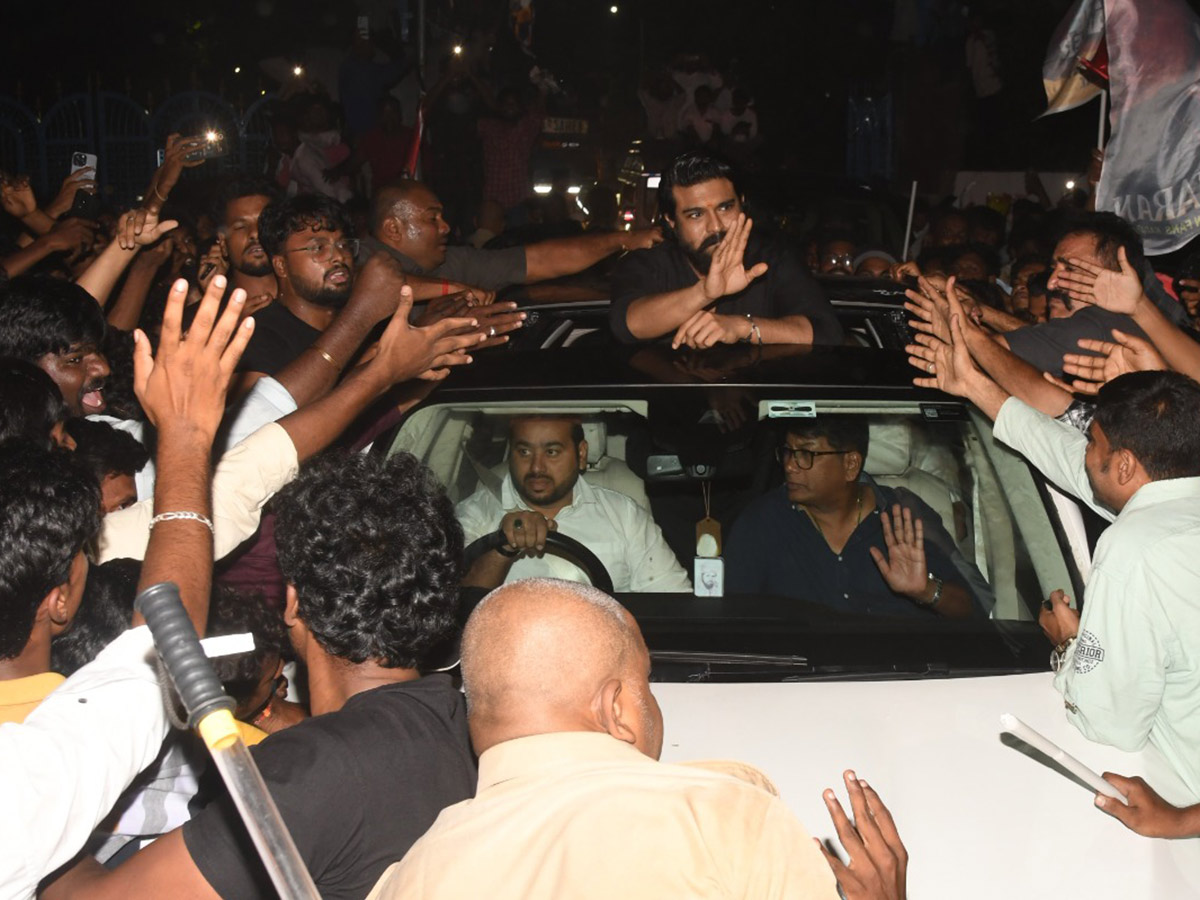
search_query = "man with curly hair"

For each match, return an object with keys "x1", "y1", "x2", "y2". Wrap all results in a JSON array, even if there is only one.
[{"x1": 50, "y1": 451, "x2": 477, "y2": 900}]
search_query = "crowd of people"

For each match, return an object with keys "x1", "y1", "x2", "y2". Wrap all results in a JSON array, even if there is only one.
[{"x1": 0, "y1": 46, "x2": 1198, "y2": 898}]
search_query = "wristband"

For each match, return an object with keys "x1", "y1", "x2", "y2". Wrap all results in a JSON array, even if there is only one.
[
  {"x1": 149, "y1": 511, "x2": 214, "y2": 534},
  {"x1": 441, "y1": 279, "x2": 451, "y2": 296},
  {"x1": 741, "y1": 314, "x2": 762, "y2": 345},
  {"x1": 152, "y1": 184, "x2": 168, "y2": 203},
  {"x1": 495, "y1": 543, "x2": 521, "y2": 558}
]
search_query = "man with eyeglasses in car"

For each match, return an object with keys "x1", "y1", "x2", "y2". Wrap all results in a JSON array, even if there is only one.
[{"x1": 725, "y1": 417, "x2": 986, "y2": 619}]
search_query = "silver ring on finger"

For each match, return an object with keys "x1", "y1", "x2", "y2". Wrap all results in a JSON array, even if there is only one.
[
  {"x1": 488, "y1": 326, "x2": 496, "y2": 337},
  {"x1": 927, "y1": 363, "x2": 934, "y2": 373}
]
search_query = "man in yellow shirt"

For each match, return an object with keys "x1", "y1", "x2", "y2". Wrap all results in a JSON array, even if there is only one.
[{"x1": 0, "y1": 444, "x2": 99, "y2": 724}]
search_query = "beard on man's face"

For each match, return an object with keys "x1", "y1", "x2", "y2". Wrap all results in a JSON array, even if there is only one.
[
  {"x1": 291, "y1": 264, "x2": 353, "y2": 308},
  {"x1": 677, "y1": 230, "x2": 725, "y2": 274},
  {"x1": 235, "y1": 251, "x2": 274, "y2": 278}
]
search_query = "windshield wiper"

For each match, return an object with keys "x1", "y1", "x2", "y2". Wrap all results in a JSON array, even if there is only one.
[{"x1": 651, "y1": 650, "x2": 809, "y2": 667}]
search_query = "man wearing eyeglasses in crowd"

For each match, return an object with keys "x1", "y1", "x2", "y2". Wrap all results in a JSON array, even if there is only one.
[
  {"x1": 725, "y1": 417, "x2": 986, "y2": 618},
  {"x1": 234, "y1": 195, "x2": 364, "y2": 394}
]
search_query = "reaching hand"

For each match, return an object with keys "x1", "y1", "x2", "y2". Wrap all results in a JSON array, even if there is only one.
[
  {"x1": 623, "y1": 226, "x2": 663, "y2": 251},
  {"x1": 701, "y1": 213, "x2": 769, "y2": 302},
  {"x1": 908, "y1": 279, "x2": 987, "y2": 398},
  {"x1": 46, "y1": 167, "x2": 97, "y2": 219},
  {"x1": 1061, "y1": 329, "x2": 1167, "y2": 394},
  {"x1": 904, "y1": 275, "x2": 952, "y2": 345},
  {"x1": 132, "y1": 275, "x2": 255, "y2": 440},
  {"x1": 889, "y1": 260, "x2": 921, "y2": 283},
  {"x1": 116, "y1": 206, "x2": 179, "y2": 250},
  {"x1": 818, "y1": 770, "x2": 908, "y2": 900},
  {"x1": 1048, "y1": 245, "x2": 1144, "y2": 315},
  {"x1": 346, "y1": 251, "x2": 410, "y2": 324},
  {"x1": 1179, "y1": 278, "x2": 1200, "y2": 319},
  {"x1": 1095, "y1": 774, "x2": 1199, "y2": 838},
  {"x1": 671, "y1": 309, "x2": 746, "y2": 350},
  {"x1": 0, "y1": 174, "x2": 38, "y2": 219},
  {"x1": 41, "y1": 216, "x2": 98, "y2": 255},
  {"x1": 870, "y1": 504, "x2": 928, "y2": 599},
  {"x1": 368, "y1": 284, "x2": 486, "y2": 383},
  {"x1": 130, "y1": 236, "x2": 174, "y2": 274},
  {"x1": 1038, "y1": 589, "x2": 1080, "y2": 646},
  {"x1": 147, "y1": 133, "x2": 208, "y2": 210}
]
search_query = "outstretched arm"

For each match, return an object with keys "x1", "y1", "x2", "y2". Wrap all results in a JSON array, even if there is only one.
[
  {"x1": 1051, "y1": 245, "x2": 1200, "y2": 383},
  {"x1": 75, "y1": 208, "x2": 178, "y2": 306},
  {"x1": 524, "y1": 227, "x2": 661, "y2": 283},
  {"x1": 907, "y1": 277, "x2": 1071, "y2": 416},
  {"x1": 130, "y1": 276, "x2": 255, "y2": 635}
]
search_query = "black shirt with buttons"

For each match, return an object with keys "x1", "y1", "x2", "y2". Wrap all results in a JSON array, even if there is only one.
[{"x1": 725, "y1": 477, "x2": 987, "y2": 617}]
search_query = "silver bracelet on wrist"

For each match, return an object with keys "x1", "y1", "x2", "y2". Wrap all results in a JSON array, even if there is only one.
[
  {"x1": 148, "y1": 511, "x2": 215, "y2": 534},
  {"x1": 742, "y1": 314, "x2": 763, "y2": 345}
]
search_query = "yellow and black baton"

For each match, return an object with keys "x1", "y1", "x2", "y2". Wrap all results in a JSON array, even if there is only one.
[{"x1": 137, "y1": 582, "x2": 321, "y2": 900}]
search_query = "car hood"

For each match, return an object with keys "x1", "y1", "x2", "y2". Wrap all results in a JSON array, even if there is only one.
[{"x1": 654, "y1": 673, "x2": 1200, "y2": 898}]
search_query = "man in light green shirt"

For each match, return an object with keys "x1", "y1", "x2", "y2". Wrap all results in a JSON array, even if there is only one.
[{"x1": 914, "y1": 316, "x2": 1200, "y2": 803}]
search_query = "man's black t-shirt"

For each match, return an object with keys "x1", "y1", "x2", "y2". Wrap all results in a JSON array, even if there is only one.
[
  {"x1": 237, "y1": 302, "x2": 322, "y2": 375},
  {"x1": 181, "y1": 675, "x2": 476, "y2": 900},
  {"x1": 608, "y1": 235, "x2": 843, "y2": 344},
  {"x1": 1005, "y1": 307, "x2": 1146, "y2": 378}
]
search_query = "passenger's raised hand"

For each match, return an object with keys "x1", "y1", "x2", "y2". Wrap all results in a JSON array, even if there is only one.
[
  {"x1": 870, "y1": 504, "x2": 927, "y2": 599},
  {"x1": 818, "y1": 770, "x2": 908, "y2": 900},
  {"x1": 132, "y1": 275, "x2": 255, "y2": 441},
  {"x1": 1049, "y1": 246, "x2": 1144, "y2": 315},
  {"x1": 701, "y1": 213, "x2": 768, "y2": 301}
]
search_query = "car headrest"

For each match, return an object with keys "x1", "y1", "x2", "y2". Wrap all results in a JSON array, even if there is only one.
[
  {"x1": 583, "y1": 420, "x2": 607, "y2": 467},
  {"x1": 864, "y1": 422, "x2": 913, "y2": 476}
]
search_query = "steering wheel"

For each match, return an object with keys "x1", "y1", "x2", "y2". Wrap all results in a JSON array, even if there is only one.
[{"x1": 462, "y1": 530, "x2": 615, "y2": 593}]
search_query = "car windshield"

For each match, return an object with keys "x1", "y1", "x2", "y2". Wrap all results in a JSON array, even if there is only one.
[{"x1": 385, "y1": 390, "x2": 1079, "y2": 678}]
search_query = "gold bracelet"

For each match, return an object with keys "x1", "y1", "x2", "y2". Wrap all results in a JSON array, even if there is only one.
[{"x1": 314, "y1": 347, "x2": 339, "y2": 369}]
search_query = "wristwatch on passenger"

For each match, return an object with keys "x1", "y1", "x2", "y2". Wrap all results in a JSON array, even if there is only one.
[{"x1": 915, "y1": 572, "x2": 944, "y2": 608}]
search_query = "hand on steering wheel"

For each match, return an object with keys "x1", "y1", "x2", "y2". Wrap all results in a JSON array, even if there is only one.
[{"x1": 500, "y1": 510, "x2": 558, "y2": 557}]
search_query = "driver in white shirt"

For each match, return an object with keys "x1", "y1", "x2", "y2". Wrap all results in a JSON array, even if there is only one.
[{"x1": 457, "y1": 416, "x2": 692, "y2": 593}]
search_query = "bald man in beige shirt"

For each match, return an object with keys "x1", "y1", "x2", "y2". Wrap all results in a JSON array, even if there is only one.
[{"x1": 368, "y1": 578, "x2": 907, "y2": 900}]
